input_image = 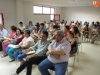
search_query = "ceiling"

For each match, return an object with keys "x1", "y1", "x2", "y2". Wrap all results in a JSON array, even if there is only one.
[{"x1": 23, "y1": 0, "x2": 100, "y2": 7}]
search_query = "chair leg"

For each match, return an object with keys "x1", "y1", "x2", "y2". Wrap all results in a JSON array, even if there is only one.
[
  {"x1": 73, "y1": 55, "x2": 76, "y2": 68},
  {"x1": 67, "y1": 67, "x2": 68, "y2": 75},
  {"x1": 79, "y1": 43, "x2": 82, "y2": 52}
]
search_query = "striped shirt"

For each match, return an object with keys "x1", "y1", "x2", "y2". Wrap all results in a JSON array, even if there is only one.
[{"x1": 30, "y1": 40, "x2": 50, "y2": 56}]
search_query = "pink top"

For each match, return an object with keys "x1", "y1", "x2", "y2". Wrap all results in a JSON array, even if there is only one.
[{"x1": 10, "y1": 32, "x2": 16, "y2": 39}]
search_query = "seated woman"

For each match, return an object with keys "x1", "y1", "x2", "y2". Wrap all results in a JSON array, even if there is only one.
[
  {"x1": 83, "y1": 24, "x2": 90, "y2": 41},
  {"x1": 68, "y1": 31, "x2": 77, "y2": 55},
  {"x1": 71, "y1": 27, "x2": 81, "y2": 44},
  {"x1": 48, "y1": 25, "x2": 58, "y2": 42},
  {"x1": 90, "y1": 27, "x2": 99, "y2": 44},
  {"x1": 63, "y1": 26, "x2": 70, "y2": 40},
  {"x1": 6, "y1": 30, "x2": 35, "y2": 62},
  {"x1": 14, "y1": 34, "x2": 38, "y2": 65},
  {"x1": 31, "y1": 23, "x2": 40, "y2": 37},
  {"x1": 1, "y1": 25, "x2": 17, "y2": 57}
]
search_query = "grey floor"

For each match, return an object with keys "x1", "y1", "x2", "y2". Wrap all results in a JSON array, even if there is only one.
[{"x1": 0, "y1": 42, "x2": 100, "y2": 75}]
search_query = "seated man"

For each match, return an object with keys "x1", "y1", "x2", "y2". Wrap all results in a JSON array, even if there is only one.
[
  {"x1": 0, "y1": 24, "x2": 8, "y2": 50},
  {"x1": 38, "y1": 30, "x2": 71, "y2": 75},
  {"x1": 11, "y1": 31, "x2": 50, "y2": 75}
]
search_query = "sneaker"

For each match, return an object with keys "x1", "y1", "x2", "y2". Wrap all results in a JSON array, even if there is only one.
[{"x1": 9, "y1": 58, "x2": 15, "y2": 62}]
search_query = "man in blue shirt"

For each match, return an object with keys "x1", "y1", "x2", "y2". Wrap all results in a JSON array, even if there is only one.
[{"x1": 0, "y1": 24, "x2": 8, "y2": 50}]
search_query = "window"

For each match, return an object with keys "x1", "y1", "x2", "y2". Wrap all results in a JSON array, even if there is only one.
[
  {"x1": 33, "y1": 6, "x2": 42, "y2": 14},
  {"x1": 33, "y1": 6, "x2": 55, "y2": 15},
  {"x1": 43, "y1": 7, "x2": 50, "y2": 14},
  {"x1": 50, "y1": 15, "x2": 54, "y2": 20},
  {"x1": 33, "y1": 6, "x2": 55, "y2": 20},
  {"x1": 51, "y1": 8, "x2": 54, "y2": 14}
]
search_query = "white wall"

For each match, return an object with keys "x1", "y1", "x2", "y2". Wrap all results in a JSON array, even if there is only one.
[
  {"x1": 0, "y1": 0, "x2": 16, "y2": 31},
  {"x1": 23, "y1": 1, "x2": 62, "y2": 25},
  {"x1": 62, "y1": 6, "x2": 100, "y2": 24}
]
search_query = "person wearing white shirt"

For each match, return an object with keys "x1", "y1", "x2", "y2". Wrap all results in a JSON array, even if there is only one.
[
  {"x1": 19, "y1": 22, "x2": 25, "y2": 32},
  {"x1": 0, "y1": 24, "x2": 8, "y2": 50}
]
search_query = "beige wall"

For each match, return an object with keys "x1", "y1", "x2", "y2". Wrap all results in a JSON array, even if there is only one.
[
  {"x1": 0, "y1": 0, "x2": 16, "y2": 31},
  {"x1": 0, "y1": 0, "x2": 62, "y2": 31},
  {"x1": 23, "y1": 1, "x2": 62, "y2": 25},
  {"x1": 62, "y1": 6, "x2": 100, "y2": 24}
]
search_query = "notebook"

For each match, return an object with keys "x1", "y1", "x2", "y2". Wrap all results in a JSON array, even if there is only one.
[{"x1": 26, "y1": 51, "x2": 35, "y2": 55}]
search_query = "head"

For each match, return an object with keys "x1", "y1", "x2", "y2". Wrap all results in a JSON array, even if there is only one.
[
  {"x1": 40, "y1": 31, "x2": 48, "y2": 42},
  {"x1": 19, "y1": 22, "x2": 23, "y2": 27},
  {"x1": 52, "y1": 25, "x2": 58, "y2": 32},
  {"x1": 24, "y1": 30, "x2": 30, "y2": 37},
  {"x1": 29, "y1": 21, "x2": 33, "y2": 25},
  {"x1": 72, "y1": 27, "x2": 80, "y2": 36},
  {"x1": 84, "y1": 21, "x2": 87, "y2": 25},
  {"x1": 55, "y1": 30, "x2": 64, "y2": 43},
  {"x1": 36, "y1": 22, "x2": 40, "y2": 26},
  {"x1": 92, "y1": 22, "x2": 94, "y2": 25},
  {"x1": 44, "y1": 21, "x2": 46, "y2": 24},
  {"x1": 64, "y1": 26, "x2": 69, "y2": 32},
  {"x1": 68, "y1": 31, "x2": 74, "y2": 38},
  {"x1": 10, "y1": 25, "x2": 17, "y2": 32},
  {"x1": 16, "y1": 28, "x2": 22, "y2": 35},
  {"x1": 85, "y1": 24, "x2": 89, "y2": 28},
  {"x1": 96, "y1": 21, "x2": 99, "y2": 26},
  {"x1": 93, "y1": 24, "x2": 97, "y2": 29},
  {"x1": 40, "y1": 23, "x2": 44, "y2": 29},
  {"x1": 35, "y1": 24, "x2": 40, "y2": 29}
]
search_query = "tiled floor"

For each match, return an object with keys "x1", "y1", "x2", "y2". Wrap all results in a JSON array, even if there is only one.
[{"x1": 0, "y1": 42, "x2": 100, "y2": 75}]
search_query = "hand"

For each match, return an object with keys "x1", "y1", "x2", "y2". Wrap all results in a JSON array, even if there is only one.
[
  {"x1": 22, "y1": 50, "x2": 27, "y2": 54},
  {"x1": 25, "y1": 56, "x2": 31, "y2": 61},
  {"x1": 48, "y1": 46, "x2": 53, "y2": 51},
  {"x1": 53, "y1": 55, "x2": 60, "y2": 59},
  {"x1": 20, "y1": 45, "x2": 24, "y2": 48},
  {"x1": 46, "y1": 51, "x2": 51, "y2": 56}
]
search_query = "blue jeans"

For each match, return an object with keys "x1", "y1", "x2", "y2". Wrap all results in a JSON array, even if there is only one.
[
  {"x1": 14, "y1": 51, "x2": 27, "y2": 61},
  {"x1": 6, "y1": 47, "x2": 17, "y2": 59},
  {"x1": 38, "y1": 58, "x2": 68, "y2": 75}
]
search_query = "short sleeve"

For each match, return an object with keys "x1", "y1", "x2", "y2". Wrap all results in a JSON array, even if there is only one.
[
  {"x1": 27, "y1": 37, "x2": 34, "y2": 42},
  {"x1": 60, "y1": 42, "x2": 71, "y2": 55},
  {"x1": 49, "y1": 40, "x2": 55, "y2": 47}
]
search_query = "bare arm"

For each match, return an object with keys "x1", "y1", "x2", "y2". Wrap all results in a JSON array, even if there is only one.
[{"x1": 20, "y1": 41, "x2": 32, "y2": 49}]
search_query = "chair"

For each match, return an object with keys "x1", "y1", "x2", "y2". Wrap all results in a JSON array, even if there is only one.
[
  {"x1": 76, "y1": 37, "x2": 82, "y2": 52},
  {"x1": 94, "y1": 33, "x2": 100, "y2": 44},
  {"x1": 69, "y1": 42, "x2": 78, "y2": 68},
  {"x1": 49, "y1": 67, "x2": 68, "y2": 75}
]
